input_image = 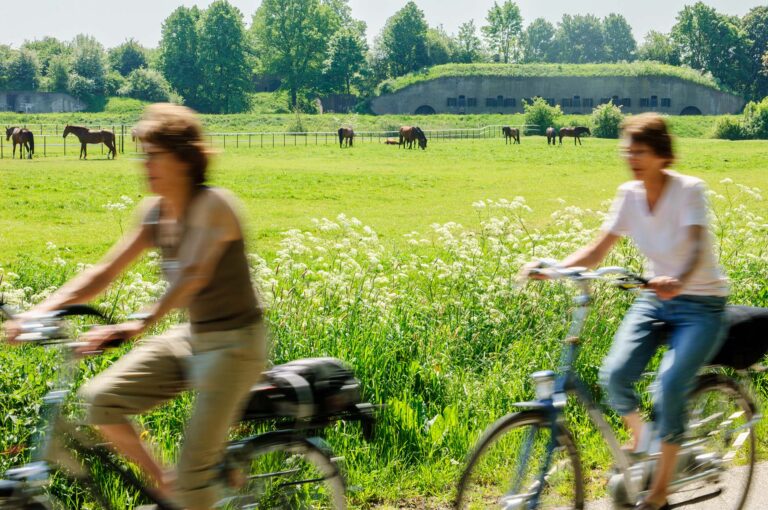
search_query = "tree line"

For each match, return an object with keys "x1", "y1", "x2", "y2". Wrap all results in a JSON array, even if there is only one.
[{"x1": 1, "y1": 0, "x2": 767, "y2": 113}]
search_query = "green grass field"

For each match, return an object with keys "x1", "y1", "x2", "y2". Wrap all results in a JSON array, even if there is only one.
[{"x1": 1, "y1": 133, "x2": 767, "y2": 508}]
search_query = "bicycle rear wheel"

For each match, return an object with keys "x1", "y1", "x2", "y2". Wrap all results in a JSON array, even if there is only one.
[
  {"x1": 218, "y1": 433, "x2": 346, "y2": 510},
  {"x1": 456, "y1": 410, "x2": 584, "y2": 510},
  {"x1": 670, "y1": 373, "x2": 756, "y2": 510}
]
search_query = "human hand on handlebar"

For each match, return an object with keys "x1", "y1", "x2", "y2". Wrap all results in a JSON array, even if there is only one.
[
  {"x1": 517, "y1": 259, "x2": 559, "y2": 283},
  {"x1": 75, "y1": 321, "x2": 144, "y2": 355},
  {"x1": 646, "y1": 276, "x2": 682, "y2": 300},
  {"x1": 3, "y1": 319, "x2": 24, "y2": 345}
]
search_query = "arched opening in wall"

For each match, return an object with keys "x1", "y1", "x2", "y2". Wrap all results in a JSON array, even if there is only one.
[
  {"x1": 680, "y1": 106, "x2": 702, "y2": 115},
  {"x1": 415, "y1": 105, "x2": 436, "y2": 115}
]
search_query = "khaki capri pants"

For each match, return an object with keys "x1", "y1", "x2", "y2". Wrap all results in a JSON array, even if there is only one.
[{"x1": 78, "y1": 321, "x2": 267, "y2": 510}]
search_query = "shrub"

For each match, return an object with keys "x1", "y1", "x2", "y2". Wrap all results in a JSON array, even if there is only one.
[
  {"x1": 523, "y1": 97, "x2": 562, "y2": 135},
  {"x1": 118, "y1": 68, "x2": 172, "y2": 103},
  {"x1": 105, "y1": 71, "x2": 126, "y2": 97},
  {"x1": 742, "y1": 97, "x2": 768, "y2": 139},
  {"x1": 712, "y1": 117, "x2": 748, "y2": 140},
  {"x1": 67, "y1": 73, "x2": 98, "y2": 100},
  {"x1": 590, "y1": 101, "x2": 624, "y2": 138}
]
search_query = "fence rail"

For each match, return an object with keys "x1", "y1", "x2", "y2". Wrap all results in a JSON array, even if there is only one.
[{"x1": 1, "y1": 124, "x2": 539, "y2": 159}]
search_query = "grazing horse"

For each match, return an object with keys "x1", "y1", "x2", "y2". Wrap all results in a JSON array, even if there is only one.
[
  {"x1": 502, "y1": 126, "x2": 520, "y2": 144},
  {"x1": 63, "y1": 124, "x2": 117, "y2": 159},
  {"x1": 338, "y1": 127, "x2": 354, "y2": 148},
  {"x1": 399, "y1": 126, "x2": 427, "y2": 150},
  {"x1": 546, "y1": 127, "x2": 557, "y2": 146},
  {"x1": 559, "y1": 126, "x2": 591, "y2": 146},
  {"x1": 5, "y1": 126, "x2": 35, "y2": 159}
]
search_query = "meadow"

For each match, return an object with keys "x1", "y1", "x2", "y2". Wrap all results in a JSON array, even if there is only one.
[{"x1": 1, "y1": 133, "x2": 767, "y2": 508}]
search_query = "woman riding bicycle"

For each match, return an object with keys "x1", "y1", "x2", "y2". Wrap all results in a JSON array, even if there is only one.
[
  {"x1": 525, "y1": 113, "x2": 728, "y2": 510},
  {"x1": 3, "y1": 103, "x2": 267, "y2": 510}
]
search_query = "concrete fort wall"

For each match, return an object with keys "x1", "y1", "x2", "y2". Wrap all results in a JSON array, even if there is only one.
[
  {"x1": 0, "y1": 91, "x2": 86, "y2": 113},
  {"x1": 370, "y1": 76, "x2": 745, "y2": 116}
]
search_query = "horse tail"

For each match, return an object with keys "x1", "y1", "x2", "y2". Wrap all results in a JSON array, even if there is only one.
[
  {"x1": 338, "y1": 128, "x2": 344, "y2": 147},
  {"x1": 28, "y1": 132, "x2": 34, "y2": 155}
]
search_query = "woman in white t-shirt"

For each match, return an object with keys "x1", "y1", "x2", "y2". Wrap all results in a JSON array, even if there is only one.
[{"x1": 525, "y1": 113, "x2": 728, "y2": 510}]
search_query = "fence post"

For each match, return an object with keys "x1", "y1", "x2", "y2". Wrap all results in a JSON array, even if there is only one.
[
  {"x1": 63, "y1": 136, "x2": 66, "y2": 156},
  {"x1": 1, "y1": 135, "x2": 3, "y2": 159},
  {"x1": 224, "y1": 135, "x2": 226, "y2": 149},
  {"x1": 236, "y1": 134, "x2": 239, "y2": 148},
  {"x1": 44, "y1": 135, "x2": 46, "y2": 157},
  {"x1": 249, "y1": 134, "x2": 252, "y2": 148}
]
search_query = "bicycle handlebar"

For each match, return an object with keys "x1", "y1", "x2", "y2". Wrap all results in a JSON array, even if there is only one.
[
  {"x1": 528, "y1": 262, "x2": 648, "y2": 289},
  {"x1": 0, "y1": 303, "x2": 114, "y2": 345}
]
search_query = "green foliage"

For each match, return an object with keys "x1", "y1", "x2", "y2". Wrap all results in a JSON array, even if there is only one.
[
  {"x1": 158, "y1": 6, "x2": 202, "y2": 107},
  {"x1": 70, "y1": 34, "x2": 107, "y2": 95},
  {"x1": 742, "y1": 97, "x2": 768, "y2": 139},
  {"x1": 105, "y1": 71, "x2": 126, "y2": 96},
  {"x1": 425, "y1": 27, "x2": 456, "y2": 67},
  {"x1": 602, "y1": 14, "x2": 636, "y2": 62},
  {"x1": 20, "y1": 37, "x2": 70, "y2": 76},
  {"x1": 377, "y1": 62, "x2": 722, "y2": 95},
  {"x1": 46, "y1": 55, "x2": 70, "y2": 92},
  {"x1": 252, "y1": 0, "x2": 332, "y2": 108},
  {"x1": 323, "y1": 26, "x2": 368, "y2": 95},
  {"x1": 5, "y1": 49, "x2": 41, "y2": 90},
  {"x1": 554, "y1": 14, "x2": 606, "y2": 63},
  {"x1": 482, "y1": 1, "x2": 523, "y2": 63},
  {"x1": 379, "y1": 1, "x2": 430, "y2": 77},
  {"x1": 521, "y1": 18, "x2": 556, "y2": 63},
  {"x1": 523, "y1": 96, "x2": 562, "y2": 134},
  {"x1": 590, "y1": 101, "x2": 624, "y2": 138},
  {"x1": 103, "y1": 97, "x2": 149, "y2": 115},
  {"x1": 67, "y1": 73, "x2": 98, "y2": 101},
  {"x1": 637, "y1": 31, "x2": 681, "y2": 66},
  {"x1": 455, "y1": 20, "x2": 484, "y2": 64},
  {"x1": 741, "y1": 6, "x2": 768, "y2": 101},
  {"x1": 119, "y1": 68, "x2": 172, "y2": 103},
  {"x1": 108, "y1": 39, "x2": 148, "y2": 77},
  {"x1": 711, "y1": 116, "x2": 748, "y2": 140},
  {"x1": 195, "y1": 1, "x2": 252, "y2": 113}
]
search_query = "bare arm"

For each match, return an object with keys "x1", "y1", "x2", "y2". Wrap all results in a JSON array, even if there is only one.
[
  {"x1": 676, "y1": 223, "x2": 704, "y2": 285},
  {"x1": 559, "y1": 230, "x2": 621, "y2": 268}
]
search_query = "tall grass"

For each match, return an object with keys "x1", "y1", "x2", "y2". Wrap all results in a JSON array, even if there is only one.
[{"x1": 1, "y1": 180, "x2": 766, "y2": 508}]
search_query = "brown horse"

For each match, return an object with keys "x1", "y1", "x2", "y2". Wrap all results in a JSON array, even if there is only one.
[
  {"x1": 502, "y1": 126, "x2": 520, "y2": 144},
  {"x1": 399, "y1": 126, "x2": 427, "y2": 150},
  {"x1": 338, "y1": 127, "x2": 354, "y2": 148},
  {"x1": 546, "y1": 127, "x2": 557, "y2": 146},
  {"x1": 63, "y1": 124, "x2": 117, "y2": 159},
  {"x1": 5, "y1": 127, "x2": 34, "y2": 159},
  {"x1": 559, "y1": 126, "x2": 591, "y2": 146}
]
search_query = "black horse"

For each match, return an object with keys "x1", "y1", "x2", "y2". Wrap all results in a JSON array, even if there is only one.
[
  {"x1": 546, "y1": 127, "x2": 557, "y2": 146},
  {"x1": 5, "y1": 126, "x2": 34, "y2": 159},
  {"x1": 559, "y1": 126, "x2": 591, "y2": 146},
  {"x1": 338, "y1": 127, "x2": 354, "y2": 148}
]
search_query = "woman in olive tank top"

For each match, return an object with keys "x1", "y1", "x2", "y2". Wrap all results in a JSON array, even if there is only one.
[{"x1": 4, "y1": 104, "x2": 267, "y2": 510}]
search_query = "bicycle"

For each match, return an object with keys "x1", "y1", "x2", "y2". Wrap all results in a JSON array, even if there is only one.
[
  {"x1": 0, "y1": 302, "x2": 375, "y2": 510},
  {"x1": 455, "y1": 263, "x2": 761, "y2": 510}
]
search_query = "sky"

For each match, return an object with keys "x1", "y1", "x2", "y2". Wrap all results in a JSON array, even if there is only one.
[{"x1": 0, "y1": 0, "x2": 760, "y2": 49}]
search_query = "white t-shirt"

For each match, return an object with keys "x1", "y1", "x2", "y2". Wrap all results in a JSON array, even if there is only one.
[{"x1": 602, "y1": 171, "x2": 729, "y2": 297}]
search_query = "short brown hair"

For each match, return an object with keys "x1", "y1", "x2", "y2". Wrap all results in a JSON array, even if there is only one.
[
  {"x1": 621, "y1": 113, "x2": 675, "y2": 165},
  {"x1": 135, "y1": 103, "x2": 212, "y2": 187}
]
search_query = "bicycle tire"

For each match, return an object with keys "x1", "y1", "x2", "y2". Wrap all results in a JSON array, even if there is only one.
[
  {"x1": 455, "y1": 410, "x2": 584, "y2": 510},
  {"x1": 218, "y1": 432, "x2": 346, "y2": 510},
  {"x1": 669, "y1": 373, "x2": 756, "y2": 510}
]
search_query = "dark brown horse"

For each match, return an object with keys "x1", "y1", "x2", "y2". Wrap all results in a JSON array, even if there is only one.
[
  {"x1": 338, "y1": 127, "x2": 354, "y2": 148},
  {"x1": 502, "y1": 126, "x2": 520, "y2": 144},
  {"x1": 5, "y1": 127, "x2": 34, "y2": 159},
  {"x1": 399, "y1": 126, "x2": 427, "y2": 150},
  {"x1": 559, "y1": 126, "x2": 591, "y2": 146},
  {"x1": 63, "y1": 124, "x2": 117, "y2": 159},
  {"x1": 546, "y1": 127, "x2": 557, "y2": 146}
]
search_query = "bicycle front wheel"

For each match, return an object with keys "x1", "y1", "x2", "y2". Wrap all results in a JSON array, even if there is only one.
[
  {"x1": 456, "y1": 410, "x2": 584, "y2": 510},
  {"x1": 671, "y1": 373, "x2": 756, "y2": 510},
  {"x1": 218, "y1": 433, "x2": 346, "y2": 510}
]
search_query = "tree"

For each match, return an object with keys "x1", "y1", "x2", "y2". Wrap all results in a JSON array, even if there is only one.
[
  {"x1": 70, "y1": 34, "x2": 107, "y2": 95},
  {"x1": 252, "y1": 0, "x2": 332, "y2": 108},
  {"x1": 108, "y1": 39, "x2": 147, "y2": 76},
  {"x1": 323, "y1": 26, "x2": 368, "y2": 95},
  {"x1": 119, "y1": 68, "x2": 172, "y2": 102},
  {"x1": 671, "y1": 2, "x2": 749, "y2": 92},
  {"x1": 426, "y1": 26, "x2": 457, "y2": 66},
  {"x1": 521, "y1": 18, "x2": 555, "y2": 63},
  {"x1": 21, "y1": 37, "x2": 69, "y2": 76},
  {"x1": 455, "y1": 20, "x2": 484, "y2": 63},
  {"x1": 159, "y1": 6, "x2": 202, "y2": 106},
  {"x1": 741, "y1": 6, "x2": 768, "y2": 100},
  {"x1": 481, "y1": 1, "x2": 522, "y2": 63},
  {"x1": 47, "y1": 55, "x2": 70, "y2": 92},
  {"x1": 379, "y1": 2, "x2": 429, "y2": 77},
  {"x1": 637, "y1": 31, "x2": 680, "y2": 65},
  {"x1": 6, "y1": 49, "x2": 41, "y2": 90},
  {"x1": 553, "y1": 14, "x2": 606, "y2": 63},
  {"x1": 196, "y1": 1, "x2": 252, "y2": 113},
  {"x1": 603, "y1": 14, "x2": 636, "y2": 62}
]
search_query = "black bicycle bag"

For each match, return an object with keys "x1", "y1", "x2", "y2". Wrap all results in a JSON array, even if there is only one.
[
  {"x1": 242, "y1": 357, "x2": 362, "y2": 421},
  {"x1": 710, "y1": 305, "x2": 768, "y2": 370}
]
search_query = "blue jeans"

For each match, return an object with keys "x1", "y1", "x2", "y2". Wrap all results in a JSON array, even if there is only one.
[{"x1": 599, "y1": 292, "x2": 727, "y2": 444}]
